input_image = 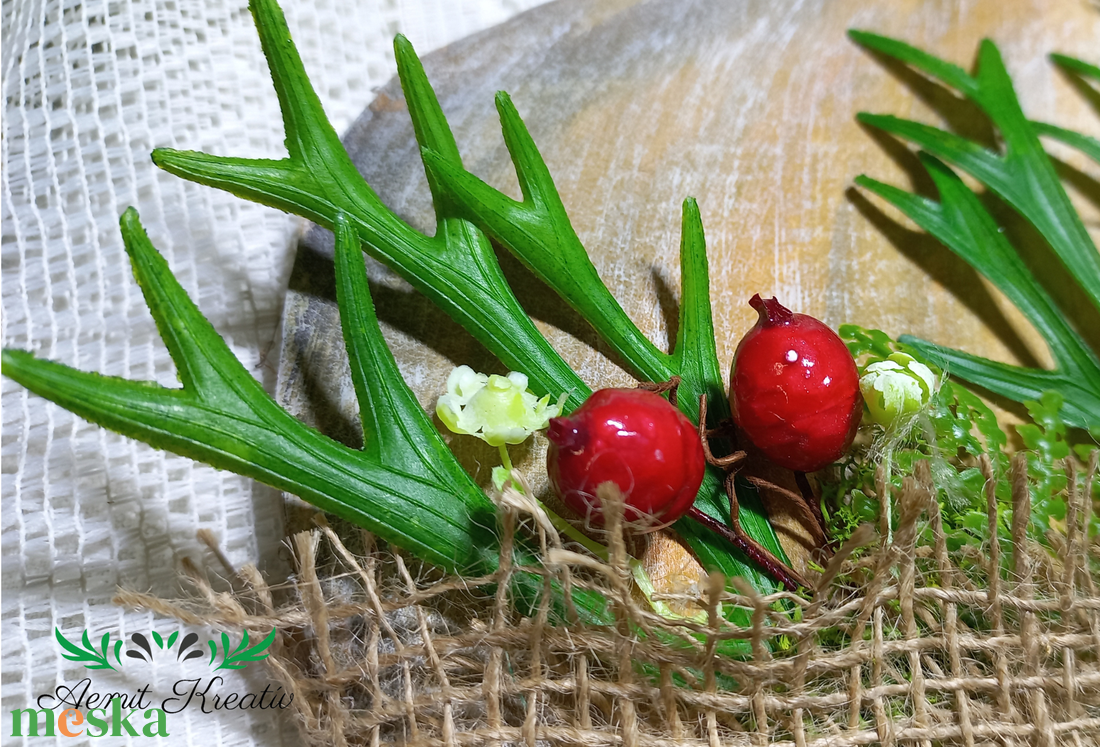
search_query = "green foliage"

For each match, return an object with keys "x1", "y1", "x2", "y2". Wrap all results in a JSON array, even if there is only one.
[
  {"x1": 850, "y1": 33, "x2": 1100, "y2": 430},
  {"x1": 826, "y1": 327, "x2": 1099, "y2": 560}
]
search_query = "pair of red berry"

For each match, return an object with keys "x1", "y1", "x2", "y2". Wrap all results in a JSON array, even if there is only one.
[{"x1": 546, "y1": 294, "x2": 862, "y2": 551}]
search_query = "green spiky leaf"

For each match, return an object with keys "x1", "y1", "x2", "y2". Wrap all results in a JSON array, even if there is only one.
[{"x1": 852, "y1": 33, "x2": 1100, "y2": 428}]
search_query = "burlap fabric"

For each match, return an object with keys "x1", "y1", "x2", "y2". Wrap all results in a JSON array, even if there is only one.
[{"x1": 117, "y1": 453, "x2": 1100, "y2": 746}]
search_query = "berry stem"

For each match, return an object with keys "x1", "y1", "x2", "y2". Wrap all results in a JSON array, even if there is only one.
[
  {"x1": 497, "y1": 444, "x2": 514, "y2": 472},
  {"x1": 693, "y1": 393, "x2": 811, "y2": 591},
  {"x1": 696, "y1": 394, "x2": 745, "y2": 469},
  {"x1": 539, "y1": 498, "x2": 610, "y2": 560},
  {"x1": 687, "y1": 494, "x2": 809, "y2": 593}
]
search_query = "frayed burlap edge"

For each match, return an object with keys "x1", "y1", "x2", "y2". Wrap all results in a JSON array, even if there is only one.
[{"x1": 117, "y1": 453, "x2": 1100, "y2": 746}]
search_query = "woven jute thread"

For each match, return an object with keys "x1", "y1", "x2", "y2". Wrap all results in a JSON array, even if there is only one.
[{"x1": 116, "y1": 457, "x2": 1100, "y2": 746}]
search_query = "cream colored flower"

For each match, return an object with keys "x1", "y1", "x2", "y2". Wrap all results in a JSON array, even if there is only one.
[
  {"x1": 859, "y1": 353, "x2": 936, "y2": 426},
  {"x1": 436, "y1": 365, "x2": 564, "y2": 446}
]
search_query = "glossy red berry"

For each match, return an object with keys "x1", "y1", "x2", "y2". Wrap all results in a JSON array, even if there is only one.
[
  {"x1": 546, "y1": 388, "x2": 705, "y2": 528},
  {"x1": 730, "y1": 294, "x2": 861, "y2": 472}
]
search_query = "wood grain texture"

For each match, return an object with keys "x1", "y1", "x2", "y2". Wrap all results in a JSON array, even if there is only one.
[{"x1": 276, "y1": 0, "x2": 1100, "y2": 580}]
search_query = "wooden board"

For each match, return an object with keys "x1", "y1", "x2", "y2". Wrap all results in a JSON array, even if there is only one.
[{"x1": 276, "y1": 0, "x2": 1100, "y2": 582}]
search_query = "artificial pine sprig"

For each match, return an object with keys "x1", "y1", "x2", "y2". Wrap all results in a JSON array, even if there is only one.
[
  {"x1": 851, "y1": 32, "x2": 1100, "y2": 429},
  {"x1": 152, "y1": 1, "x2": 589, "y2": 416},
  {"x1": 3, "y1": 210, "x2": 499, "y2": 576},
  {"x1": 419, "y1": 97, "x2": 672, "y2": 397},
  {"x1": 150, "y1": 0, "x2": 788, "y2": 591},
  {"x1": 855, "y1": 154, "x2": 1100, "y2": 428},
  {"x1": 421, "y1": 95, "x2": 737, "y2": 431}
]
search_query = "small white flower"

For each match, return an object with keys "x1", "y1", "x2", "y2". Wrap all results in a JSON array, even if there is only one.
[
  {"x1": 859, "y1": 353, "x2": 936, "y2": 426},
  {"x1": 436, "y1": 365, "x2": 565, "y2": 447}
]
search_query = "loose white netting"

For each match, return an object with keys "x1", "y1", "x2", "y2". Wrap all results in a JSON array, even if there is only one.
[{"x1": 1, "y1": 0, "x2": 547, "y2": 743}]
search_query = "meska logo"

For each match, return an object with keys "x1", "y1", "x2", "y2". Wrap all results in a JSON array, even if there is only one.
[
  {"x1": 9, "y1": 626, "x2": 290, "y2": 737},
  {"x1": 11, "y1": 698, "x2": 168, "y2": 738}
]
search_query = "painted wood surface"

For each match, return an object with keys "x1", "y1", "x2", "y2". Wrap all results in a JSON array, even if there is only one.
[{"x1": 276, "y1": 0, "x2": 1100, "y2": 584}]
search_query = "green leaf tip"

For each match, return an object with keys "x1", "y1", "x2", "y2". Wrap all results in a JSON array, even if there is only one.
[
  {"x1": 847, "y1": 29, "x2": 976, "y2": 95},
  {"x1": 2, "y1": 348, "x2": 32, "y2": 375},
  {"x1": 1050, "y1": 52, "x2": 1100, "y2": 82},
  {"x1": 846, "y1": 29, "x2": 882, "y2": 45},
  {"x1": 899, "y1": 336, "x2": 1100, "y2": 431},
  {"x1": 395, "y1": 33, "x2": 464, "y2": 178},
  {"x1": 1029, "y1": 121, "x2": 1100, "y2": 165},
  {"x1": 151, "y1": 0, "x2": 593, "y2": 416}
]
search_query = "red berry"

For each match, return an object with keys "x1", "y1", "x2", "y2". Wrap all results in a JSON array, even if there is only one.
[
  {"x1": 729, "y1": 295, "x2": 861, "y2": 472},
  {"x1": 546, "y1": 388, "x2": 705, "y2": 528}
]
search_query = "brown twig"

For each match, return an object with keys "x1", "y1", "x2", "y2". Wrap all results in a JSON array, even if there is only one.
[
  {"x1": 793, "y1": 471, "x2": 830, "y2": 540},
  {"x1": 697, "y1": 394, "x2": 746, "y2": 469},
  {"x1": 636, "y1": 375, "x2": 682, "y2": 408}
]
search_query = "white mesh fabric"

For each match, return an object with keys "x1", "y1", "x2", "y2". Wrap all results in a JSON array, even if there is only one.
[{"x1": 1, "y1": 0, "x2": 547, "y2": 743}]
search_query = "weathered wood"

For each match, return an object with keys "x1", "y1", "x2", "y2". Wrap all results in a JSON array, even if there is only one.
[{"x1": 277, "y1": 0, "x2": 1099, "y2": 580}]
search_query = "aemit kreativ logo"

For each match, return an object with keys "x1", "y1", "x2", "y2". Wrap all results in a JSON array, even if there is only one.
[{"x1": 11, "y1": 626, "x2": 292, "y2": 738}]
